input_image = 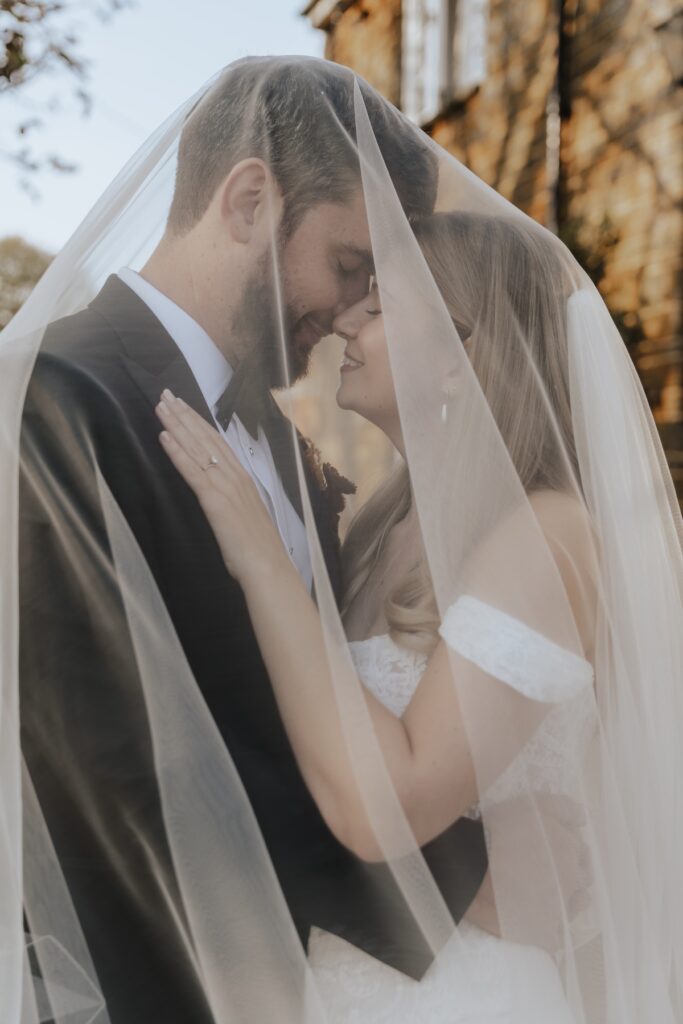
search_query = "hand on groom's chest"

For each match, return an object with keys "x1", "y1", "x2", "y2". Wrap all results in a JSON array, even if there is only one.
[{"x1": 115, "y1": 269, "x2": 313, "y2": 592}]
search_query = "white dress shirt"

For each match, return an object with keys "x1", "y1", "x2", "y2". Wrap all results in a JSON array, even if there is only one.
[{"x1": 118, "y1": 268, "x2": 312, "y2": 590}]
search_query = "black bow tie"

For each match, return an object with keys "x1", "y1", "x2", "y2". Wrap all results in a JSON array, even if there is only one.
[{"x1": 214, "y1": 351, "x2": 270, "y2": 439}]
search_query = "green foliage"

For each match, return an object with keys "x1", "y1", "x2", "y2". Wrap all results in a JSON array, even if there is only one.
[
  {"x1": 0, "y1": 234, "x2": 52, "y2": 327},
  {"x1": 1, "y1": 2, "x2": 90, "y2": 92},
  {"x1": 1, "y1": 0, "x2": 131, "y2": 188}
]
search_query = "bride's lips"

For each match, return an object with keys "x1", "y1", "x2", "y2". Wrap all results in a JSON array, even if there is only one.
[{"x1": 340, "y1": 348, "x2": 364, "y2": 373}]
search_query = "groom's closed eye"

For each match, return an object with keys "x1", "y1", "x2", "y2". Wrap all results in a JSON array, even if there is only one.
[
  {"x1": 337, "y1": 257, "x2": 363, "y2": 276},
  {"x1": 330, "y1": 244, "x2": 374, "y2": 309},
  {"x1": 335, "y1": 245, "x2": 373, "y2": 279}
]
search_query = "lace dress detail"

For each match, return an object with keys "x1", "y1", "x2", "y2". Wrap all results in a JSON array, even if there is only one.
[
  {"x1": 347, "y1": 633, "x2": 428, "y2": 717},
  {"x1": 307, "y1": 610, "x2": 585, "y2": 1023},
  {"x1": 307, "y1": 917, "x2": 574, "y2": 1023}
]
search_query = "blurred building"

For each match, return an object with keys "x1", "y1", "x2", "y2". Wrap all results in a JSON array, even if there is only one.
[{"x1": 304, "y1": 0, "x2": 683, "y2": 500}]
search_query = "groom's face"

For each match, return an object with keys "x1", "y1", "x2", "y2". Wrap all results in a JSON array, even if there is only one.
[{"x1": 239, "y1": 188, "x2": 374, "y2": 388}]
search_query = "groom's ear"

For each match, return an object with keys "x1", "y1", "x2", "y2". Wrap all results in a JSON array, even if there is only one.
[{"x1": 219, "y1": 159, "x2": 282, "y2": 245}]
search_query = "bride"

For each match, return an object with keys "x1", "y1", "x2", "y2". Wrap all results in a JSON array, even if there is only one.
[{"x1": 155, "y1": 206, "x2": 677, "y2": 1021}]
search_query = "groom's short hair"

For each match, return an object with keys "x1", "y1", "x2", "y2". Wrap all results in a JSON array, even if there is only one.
[{"x1": 167, "y1": 56, "x2": 438, "y2": 237}]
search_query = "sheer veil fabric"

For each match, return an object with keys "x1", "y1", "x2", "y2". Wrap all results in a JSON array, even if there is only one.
[{"x1": 1, "y1": 56, "x2": 682, "y2": 1022}]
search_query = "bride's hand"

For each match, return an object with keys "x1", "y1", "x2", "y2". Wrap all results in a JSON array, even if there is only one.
[{"x1": 155, "y1": 389, "x2": 290, "y2": 585}]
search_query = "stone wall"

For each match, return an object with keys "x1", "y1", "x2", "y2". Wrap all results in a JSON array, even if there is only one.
[
  {"x1": 309, "y1": 0, "x2": 402, "y2": 105},
  {"x1": 431, "y1": 0, "x2": 560, "y2": 226}
]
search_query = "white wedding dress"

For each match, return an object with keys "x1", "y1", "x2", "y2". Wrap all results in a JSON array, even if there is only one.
[{"x1": 308, "y1": 596, "x2": 594, "y2": 1023}]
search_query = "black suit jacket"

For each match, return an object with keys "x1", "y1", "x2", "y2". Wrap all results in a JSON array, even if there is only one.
[{"x1": 19, "y1": 276, "x2": 487, "y2": 1022}]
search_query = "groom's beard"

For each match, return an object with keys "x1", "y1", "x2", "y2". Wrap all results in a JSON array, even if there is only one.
[{"x1": 232, "y1": 251, "x2": 315, "y2": 391}]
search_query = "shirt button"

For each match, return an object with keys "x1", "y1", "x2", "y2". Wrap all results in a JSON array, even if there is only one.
[
  {"x1": 248, "y1": 446, "x2": 254, "y2": 456},
  {"x1": 289, "y1": 547, "x2": 294, "y2": 556}
]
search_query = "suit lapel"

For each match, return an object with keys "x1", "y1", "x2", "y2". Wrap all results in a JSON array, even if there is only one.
[
  {"x1": 91, "y1": 275, "x2": 215, "y2": 425},
  {"x1": 257, "y1": 397, "x2": 344, "y2": 599},
  {"x1": 120, "y1": 349, "x2": 215, "y2": 426},
  {"x1": 261, "y1": 394, "x2": 305, "y2": 522},
  {"x1": 260, "y1": 397, "x2": 345, "y2": 600}
]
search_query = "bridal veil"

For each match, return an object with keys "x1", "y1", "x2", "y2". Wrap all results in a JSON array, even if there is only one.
[{"x1": 1, "y1": 56, "x2": 682, "y2": 1022}]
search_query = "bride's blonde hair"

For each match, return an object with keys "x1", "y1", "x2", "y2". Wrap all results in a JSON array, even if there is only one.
[{"x1": 340, "y1": 212, "x2": 578, "y2": 652}]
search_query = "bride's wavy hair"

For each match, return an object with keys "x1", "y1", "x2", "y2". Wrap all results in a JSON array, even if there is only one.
[{"x1": 341, "y1": 212, "x2": 579, "y2": 652}]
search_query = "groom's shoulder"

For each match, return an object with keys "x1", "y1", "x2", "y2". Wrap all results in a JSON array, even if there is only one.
[
  {"x1": 31, "y1": 274, "x2": 143, "y2": 405},
  {"x1": 38, "y1": 273, "x2": 148, "y2": 373},
  {"x1": 41, "y1": 297, "x2": 119, "y2": 366},
  {"x1": 30, "y1": 307, "x2": 117, "y2": 404},
  {"x1": 25, "y1": 297, "x2": 130, "y2": 440}
]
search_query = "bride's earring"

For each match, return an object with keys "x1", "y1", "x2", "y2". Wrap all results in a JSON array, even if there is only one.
[
  {"x1": 441, "y1": 371, "x2": 459, "y2": 424},
  {"x1": 441, "y1": 340, "x2": 471, "y2": 424}
]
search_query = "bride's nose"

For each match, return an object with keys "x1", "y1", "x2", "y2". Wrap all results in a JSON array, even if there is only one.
[{"x1": 332, "y1": 297, "x2": 366, "y2": 341}]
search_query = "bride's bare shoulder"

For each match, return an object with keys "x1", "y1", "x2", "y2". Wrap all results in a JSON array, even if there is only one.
[
  {"x1": 467, "y1": 489, "x2": 595, "y2": 570},
  {"x1": 527, "y1": 489, "x2": 597, "y2": 564},
  {"x1": 463, "y1": 490, "x2": 599, "y2": 649},
  {"x1": 528, "y1": 490, "x2": 599, "y2": 657}
]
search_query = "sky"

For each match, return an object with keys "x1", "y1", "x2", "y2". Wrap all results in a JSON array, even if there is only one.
[{"x1": 0, "y1": 1, "x2": 323, "y2": 252}]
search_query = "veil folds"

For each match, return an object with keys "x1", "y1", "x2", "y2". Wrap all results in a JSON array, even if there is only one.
[{"x1": 1, "y1": 56, "x2": 682, "y2": 1023}]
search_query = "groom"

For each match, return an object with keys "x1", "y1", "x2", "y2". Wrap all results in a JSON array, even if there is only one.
[{"x1": 19, "y1": 58, "x2": 488, "y2": 1022}]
